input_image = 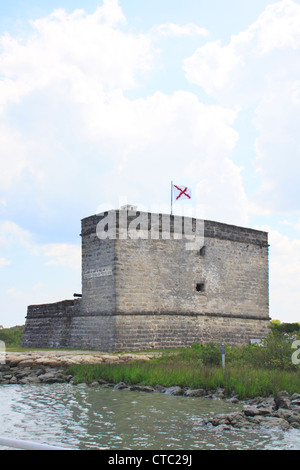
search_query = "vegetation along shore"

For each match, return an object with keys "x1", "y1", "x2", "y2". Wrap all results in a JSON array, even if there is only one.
[{"x1": 1, "y1": 321, "x2": 300, "y2": 432}]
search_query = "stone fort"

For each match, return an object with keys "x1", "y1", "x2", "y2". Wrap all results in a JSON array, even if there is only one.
[{"x1": 21, "y1": 206, "x2": 270, "y2": 351}]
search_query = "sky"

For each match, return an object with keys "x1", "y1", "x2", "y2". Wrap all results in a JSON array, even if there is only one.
[{"x1": 0, "y1": 0, "x2": 300, "y2": 327}]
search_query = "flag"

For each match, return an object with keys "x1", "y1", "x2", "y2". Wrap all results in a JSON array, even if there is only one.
[{"x1": 173, "y1": 184, "x2": 191, "y2": 201}]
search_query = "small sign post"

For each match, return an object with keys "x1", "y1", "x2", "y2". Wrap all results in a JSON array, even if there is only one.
[
  {"x1": 220, "y1": 343, "x2": 225, "y2": 368},
  {"x1": 0, "y1": 340, "x2": 6, "y2": 365}
]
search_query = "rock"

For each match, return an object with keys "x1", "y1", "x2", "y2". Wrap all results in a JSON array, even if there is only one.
[
  {"x1": 213, "y1": 388, "x2": 226, "y2": 399},
  {"x1": 256, "y1": 406, "x2": 273, "y2": 416},
  {"x1": 277, "y1": 390, "x2": 290, "y2": 398},
  {"x1": 184, "y1": 388, "x2": 206, "y2": 397},
  {"x1": 258, "y1": 397, "x2": 276, "y2": 408},
  {"x1": 38, "y1": 371, "x2": 68, "y2": 384},
  {"x1": 205, "y1": 412, "x2": 250, "y2": 430},
  {"x1": 89, "y1": 381, "x2": 99, "y2": 387},
  {"x1": 290, "y1": 393, "x2": 300, "y2": 402},
  {"x1": 129, "y1": 385, "x2": 154, "y2": 393},
  {"x1": 2, "y1": 374, "x2": 12, "y2": 380},
  {"x1": 272, "y1": 409, "x2": 294, "y2": 420},
  {"x1": 98, "y1": 378, "x2": 108, "y2": 385},
  {"x1": 247, "y1": 416, "x2": 264, "y2": 426},
  {"x1": 261, "y1": 417, "x2": 290, "y2": 431},
  {"x1": 287, "y1": 412, "x2": 300, "y2": 427},
  {"x1": 164, "y1": 386, "x2": 183, "y2": 396},
  {"x1": 227, "y1": 395, "x2": 239, "y2": 404},
  {"x1": 200, "y1": 395, "x2": 300, "y2": 433},
  {"x1": 243, "y1": 406, "x2": 261, "y2": 417},
  {"x1": 8, "y1": 376, "x2": 18, "y2": 384},
  {"x1": 226, "y1": 412, "x2": 245, "y2": 425},
  {"x1": 19, "y1": 376, "x2": 41, "y2": 384},
  {"x1": 274, "y1": 395, "x2": 290, "y2": 410},
  {"x1": 35, "y1": 358, "x2": 61, "y2": 368},
  {"x1": 291, "y1": 399, "x2": 300, "y2": 407},
  {"x1": 17, "y1": 359, "x2": 36, "y2": 368},
  {"x1": 214, "y1": 424, "x2": 232, "y2": 432}
]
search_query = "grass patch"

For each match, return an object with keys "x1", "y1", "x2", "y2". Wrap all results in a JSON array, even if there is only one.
[
  {"x1": 67, "y1": 361, "x2": 300, "y2": 400},
  {"x1": 67, "y1": 331, "x2": 300, "y2": 400}
]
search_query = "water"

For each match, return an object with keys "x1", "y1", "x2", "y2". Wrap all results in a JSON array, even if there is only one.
[{"x1": 0, "y1": 383, "x2": 300, "y2": 450}]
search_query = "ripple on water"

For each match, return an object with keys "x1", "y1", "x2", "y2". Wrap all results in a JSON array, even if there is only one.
[{"x1": 0, "y1": 384, "x2": 299, "y2": 450}]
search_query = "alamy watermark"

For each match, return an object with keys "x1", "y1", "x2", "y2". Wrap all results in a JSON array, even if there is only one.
[
  {"x1": 95, "y1": 201, "x2": 205, "y2": 251},
  {"x1": 292, "y1": 340, "x2": 300, "y2": 365},
  {"x1": 0, "y1": 340, "x2": 5, "y2": 365}
]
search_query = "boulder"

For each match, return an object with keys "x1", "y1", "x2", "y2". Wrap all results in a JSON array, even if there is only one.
[
  {"x1": 184, "y1": 388, "x2": 206, "y2": 398},
  {"x1": 18, "y1": 376, "x2": 41, "y2": 384},
  {"x1": 38, "y1": 371, "x2": 68, "y2": 384},
  {"x1": 290, "y1": 393, "x2": 300, "y2": 402},
  {"x1": 129, "y1": 385, "x2": 154, "y2": 393},
  {"x1": 261, "y1": 417, "x2": 290, "y2": 431},
  {"x1": 243, "y1": 406, "x2": 261, "y2": 417},
  {"x1": 274, "y1": 394, "x2": 290, "y2": 410},
  {"x1": 213, "y1": 388, "x2": 226, "y2": 399}
]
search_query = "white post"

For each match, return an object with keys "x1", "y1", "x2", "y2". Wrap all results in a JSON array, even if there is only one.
[{"x1": 220, "y1": 344, "x2": 225, "y2": 368}]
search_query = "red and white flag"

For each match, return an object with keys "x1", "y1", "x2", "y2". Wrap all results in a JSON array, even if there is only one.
[{"x1": 173, "y1": 184, "x2": 191, "y2": 201}]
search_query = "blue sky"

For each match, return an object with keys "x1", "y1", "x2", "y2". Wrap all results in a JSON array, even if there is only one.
[{"x1": 0, "y1": 0, "x2": 300, "y2": 327}]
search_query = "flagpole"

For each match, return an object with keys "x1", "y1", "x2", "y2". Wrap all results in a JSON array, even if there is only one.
[{"x1": 171, "y1": 181, "x2": 173, "y2": 215}]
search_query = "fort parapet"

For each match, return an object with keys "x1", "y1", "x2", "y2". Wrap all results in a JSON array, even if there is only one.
[{"x1": 21, "y1": 209, "x2": 270, "y2": 351}]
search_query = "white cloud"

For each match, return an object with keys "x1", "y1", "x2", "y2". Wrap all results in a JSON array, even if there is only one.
[
  {"x1": 0, "y1": 1, "x2": 250, "y2": 228},
  {"x1": 183, "y1": 0, "x2": 300, "y2": 101},
  {"x1": 43, "y1": 243, "x2": 81, "y2": 270},
  {"x1": 0, "y1": 221, "x2": 34, "y2": 250},
  {"x1": 253, "y1": 81, "x2": 300, "y2": 212},
  {"x1": 152, "y1": 22, "x2": 209, "y2": 37},
  {"x1": 0, "y1": 258, "x2": 11, "y2": 267},
  {"x1": 0, "y1": 2, "x2": 158, "y2": 200},
  {"x1": 183, "y1": 0, "x2": 300, "y2": 214},
  {"x1": 0, "y1": 220, "x2": 80, "y2": 270},
  {"x1": 7, "y1": 287, "x2": 23, "y2": 298},
  {"x1": 183, "y1": 40, "x2": 240, "y2": 96},
  {"x1": 0, "y1": 3, "x2": 154, "y2": 100},
  {"x1": 78, "y1": 89, "x2": 246, "y2": 224},
  {"x1": 259, "y1": 225, "x2": 300, "y2": 322}
]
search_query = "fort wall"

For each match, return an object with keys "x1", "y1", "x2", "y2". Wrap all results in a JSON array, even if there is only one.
[{"x1": 21, "y1": 211, "x2": 270, "y2": 351}]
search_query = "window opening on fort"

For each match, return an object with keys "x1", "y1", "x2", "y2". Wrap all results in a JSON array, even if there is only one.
[
  {"x1": 196, "y1": 283, "x2": 205, "y2": 292},
  {"x1": 200, "y1": 246, "x2": 205, "y2": 256}
]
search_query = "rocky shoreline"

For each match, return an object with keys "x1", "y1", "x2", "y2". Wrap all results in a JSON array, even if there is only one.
[
  {"x1": 0, "y1": 351, "x2": 161, "y2": 385},
  {"x1": 1, "y1": 351, "x2": 300, "y2": 432}
]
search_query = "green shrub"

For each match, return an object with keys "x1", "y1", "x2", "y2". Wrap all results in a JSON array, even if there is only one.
[
  {"x1": 270, "y1": 321, "x2": 300, "y2": 334},
  {"x1": 0, "y1": 325, "x2": 24, "y2": 347}
]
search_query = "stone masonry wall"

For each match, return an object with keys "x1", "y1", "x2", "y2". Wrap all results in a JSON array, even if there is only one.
[
  {"x1": 114, "y1": 314, "x2": 270, "y2": 350},
  {"x1": 22, "y1": 210, "x2": 270, "y2": 351},
  {"x1": 114, "y1": 236, "x2": 269, "y2": 319},
  {"x1": 21, "y1": 300, "x2": 116, "y2": 350},
  {"x1": 22, "y1": 309, "x2": 269, "y2": 351}
]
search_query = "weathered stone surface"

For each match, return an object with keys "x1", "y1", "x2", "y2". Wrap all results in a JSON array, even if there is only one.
[
  {"x1": 274, "y1": 392, "x2": 291, "y2": 410},
  {"x1": 290, "y1": 393, "x2": 300, "y2": 401},
  {"x1": 129, "y1": 385, "x2": 154, "y2": 393},
  {"x1": 201, "y1": 391, "x2": 300, "y2": 432},
  {"x1": 184, "y1": 388, "x2": 206, "y2": 397},
  {"x1": 243, "y1": 405, "x2": 273, "y2": 417},
  {"x1": 21, "y1": 210, "x2": 270, "y2": 351}
]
